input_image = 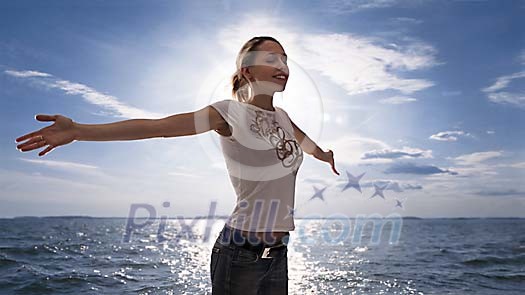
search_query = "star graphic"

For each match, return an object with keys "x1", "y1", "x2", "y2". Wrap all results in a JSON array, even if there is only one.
[
  {"x1": 284, "y1": 205, "x2": 295, "y2": 219},
  {"x1": 369, "y1": 183, "x2": 388, "y2": 199},
  {"x1": 341, "y1": 171, "x2": 365, "y2": 193},
  {"x1": 309, "y1": 185, "x2": 328, "y2": 202}
]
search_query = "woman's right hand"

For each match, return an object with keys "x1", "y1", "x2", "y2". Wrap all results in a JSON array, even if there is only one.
[{"x1": 15, "y1": 114, "x2": 77, "y2": 157}]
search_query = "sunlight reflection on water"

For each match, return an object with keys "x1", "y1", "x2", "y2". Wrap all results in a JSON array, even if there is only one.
[{"x1": 7, "y1": 218, "x2": 524, "y2": 294}]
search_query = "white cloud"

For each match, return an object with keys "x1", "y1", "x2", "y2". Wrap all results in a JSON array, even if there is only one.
[
  {"x1": 453, "y1": 151, "x2": 503, "y2": 166},
  {"x1": 445, "y1": 166, "x2": 499, "y2": 177},
  {"x1": 362, "y1": 146, "x2": 432, "y2": 160},
  {"x1": 5, "y1": 70, "x2": 51, "y2": 78},
  {"x1": 359, "y1": 179, "x2": 423, "y2": 191},
  {"x1": 319, "y1": 134, "x2": 390, "y2": 165},
  {"x1": 389, "y1": 17, "x2": 423, "y2": 25},
  {"x1": 217, "y1": 15, "x2": 438, "y2": 97},
  {"x1": 0, "y1": 169, "x2": 106, "y2": 199},
  {"x1": 429, "y1": 130, "x2": 470, "y2": 142},
  {"x1": 297, "y1": 34, "x2": 437, "y2": 95},
  {"x1": 482, "y1": 71, "x2": 525, "y2": 92},
  {"x1": 495, "y1": 161, "x2": 525, "y2": 169},
  {"x1": 18, "y1": 158, "x2": 99, "y2": 171},
  {"x1": 474, "y1": 188, "x2": 525, "y2": 197},
  {"x1": 322, "y1": 0, "x2": 400, "y2": 14},
  {"x1": 4, "y1": 69, "x2": 166, "y2": 119},
  {"x1": 378, "y1": 96, "x2": 417, "y2": 104},
  {"x1": 482, "y1": 70, "x2": 525, "y2": 109},
  {"x1": 509, "y1": 162, "x2": 525, "y2": 169},
  {"x1": 435, "y1": 151, "x2": 513, "y2": 179},
  {"x1": 486, "y1": 92, "x2": 525, "y2": 109}
]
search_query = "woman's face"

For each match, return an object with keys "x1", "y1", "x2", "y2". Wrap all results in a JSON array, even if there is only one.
[{"x1": 242, "y1": 40, "x2": 289, "y2": 93}]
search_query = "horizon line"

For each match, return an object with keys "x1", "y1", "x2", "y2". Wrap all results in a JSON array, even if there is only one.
[{"x1": 1, "y1": 215, "x2": 524, "y2": 220}]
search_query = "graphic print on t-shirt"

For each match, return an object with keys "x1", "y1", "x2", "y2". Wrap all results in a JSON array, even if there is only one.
[{"x1": 249, "y1": 110, "x2": 303, "y2": 172}]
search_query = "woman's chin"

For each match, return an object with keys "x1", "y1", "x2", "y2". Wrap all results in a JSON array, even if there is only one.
[{"x1": 275, "y1": 84, "x2": 286, "y2": 92}]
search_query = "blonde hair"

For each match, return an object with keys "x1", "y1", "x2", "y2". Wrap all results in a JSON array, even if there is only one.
[{"x1": 231, "y1": 36, "x2": 284, "y2": 102}]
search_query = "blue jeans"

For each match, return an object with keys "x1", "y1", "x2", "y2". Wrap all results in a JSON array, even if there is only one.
[{"x1": 210, "y1": 225, "x2": 289, "y2": 295}]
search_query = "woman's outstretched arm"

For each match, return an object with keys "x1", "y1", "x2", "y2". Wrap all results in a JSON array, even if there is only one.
[
  {"x1": 15, "y1": 105, "x2": 225, "y2": 156},
  {"x1": 289, "y1": 118, "x2": 340, "y2": 176}
]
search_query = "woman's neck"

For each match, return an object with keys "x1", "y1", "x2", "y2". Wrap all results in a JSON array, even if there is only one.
[{"x1": 248, "y1": 94, "x2": 275, "y2": 111}]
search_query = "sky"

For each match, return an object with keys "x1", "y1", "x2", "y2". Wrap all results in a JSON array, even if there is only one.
[{"x1": 1, "y1": 0, "x2": 524, "y2": 218}]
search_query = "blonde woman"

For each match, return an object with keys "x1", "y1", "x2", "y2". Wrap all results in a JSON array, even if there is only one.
[{"x1": 15, "y1": 36, "x2": 339, "y2": 295}]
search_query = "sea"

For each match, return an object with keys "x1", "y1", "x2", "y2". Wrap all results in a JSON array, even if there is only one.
[{"x1": 0, "y1": 217, "x2": 524, "y2": 294}]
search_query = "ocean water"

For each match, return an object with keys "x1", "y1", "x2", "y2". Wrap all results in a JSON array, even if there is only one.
[{"x1": 0, "y1": 217, "x2": 524, "y2": 294}]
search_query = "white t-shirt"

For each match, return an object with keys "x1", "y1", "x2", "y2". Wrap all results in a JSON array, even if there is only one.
[{"x1": 210, "y1": 99, "x2": 304, "y2": 232}]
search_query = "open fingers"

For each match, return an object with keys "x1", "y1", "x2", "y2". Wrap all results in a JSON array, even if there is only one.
[
  {"x1": 15, "y1": 115, "x2": 56, "y2": 143},
  {"x1": 16, "y1": 136, "x2": 43, "y2": 150},
  {"x1": 18, "y1": 140, "x2": 47, "y2": 152},
  {"x1": 331, "y1": 159, "x2": 340, "y2": 175},
  {"x1": 39, "y1": 145, "x2": 55, "y2": 157},
  {"x1": 332, "y1": 164, "x2": 340, "y2": 175},
  {"x1": 16, "y1": 131, "x2": 42, "y2": 143},
  {"x1": 328, "y1": 149, "x2": 340, "y2": 175}
]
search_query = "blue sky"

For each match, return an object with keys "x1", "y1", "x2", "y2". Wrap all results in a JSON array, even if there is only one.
[{"x1": 1, "y1": 0, "x2": 524, "y2": 218}]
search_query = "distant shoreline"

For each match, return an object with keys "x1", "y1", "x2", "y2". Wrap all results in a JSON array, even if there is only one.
[{"x1": 2, "y1": 216, "x2": 524, "y2": 220}]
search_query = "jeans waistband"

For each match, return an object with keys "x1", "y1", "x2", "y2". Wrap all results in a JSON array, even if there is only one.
[{"x1": 218, "y1": 224, "x2": 290, "y2": 249}]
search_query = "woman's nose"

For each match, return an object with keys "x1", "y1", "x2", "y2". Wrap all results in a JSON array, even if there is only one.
[{"x1": 277, "y1": 62, "x2": 288, "y2": 74}]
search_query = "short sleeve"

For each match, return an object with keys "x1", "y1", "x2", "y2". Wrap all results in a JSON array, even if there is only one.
[
  {"x1": 275, "y1": 107, "x2": 295, "y2": 134},
  {"x1": 276, "y1": 106, "x2": 288, "y2": 118},
  {"x1": 276, "y1": 107, "x2": 289, "y2": 120},
  {"x1": 209, "y1": 99, "x2": 238, "y2": 127}
]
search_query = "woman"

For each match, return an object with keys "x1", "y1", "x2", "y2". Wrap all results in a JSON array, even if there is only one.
[{"x1": 15, "y1": 36, "x2": 339, "y2": 295}]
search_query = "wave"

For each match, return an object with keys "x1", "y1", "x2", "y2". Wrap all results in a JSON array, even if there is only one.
[
  {"x1": 462, "y1": 254, "x2": 525, "y2": 266},
  {"x1": 480, "y1": 273, "x2": 525, "y2": 282},
  {"x1": 0, "y1": 254, "x2": 19, "y2": 267},
  {"x1": 0, "y1": 245, "x2": 61, "y2": 256}
]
